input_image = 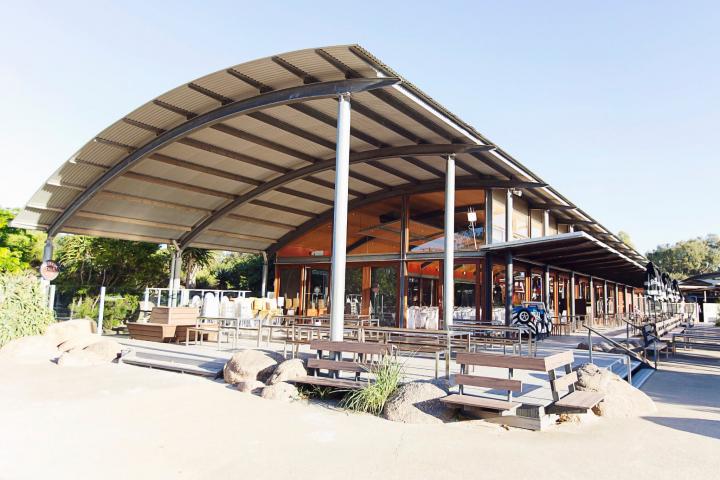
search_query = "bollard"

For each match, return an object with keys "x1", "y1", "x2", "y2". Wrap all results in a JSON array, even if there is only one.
[{"x1": 97, "y1": 286, "x2": 106, "y2": 335}]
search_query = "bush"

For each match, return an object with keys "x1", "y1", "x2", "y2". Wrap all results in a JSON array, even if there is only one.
[
  {"x1": 72, "y1": 294, "x2": 139, "y2": 331},
  {"x1": 0, "y1": 273, "x2": 55, "y2": 347},
  {"x1": 340, "y1": 357, "x2": 403, "y2": 416}
]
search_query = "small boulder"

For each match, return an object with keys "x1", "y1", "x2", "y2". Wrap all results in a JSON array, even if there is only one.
[
  {"x1": 0, "y1": 335, "x2": 62, "y2": 365},
  {"x1": 84, "y1": 339, "x2": 122, "y2": 362},
  {"x1": 576, "y1": 342, "x2": 612, "y2": 352},
  {"x1": 45, "y1": 319, "x2": 96, "y2": 346},
  {"x1": 382, "y1": 379, "x2": 454, "y2": 424},
  {"x1": 223, "y1": 349, "x2": 283, "y2": 384},
  {"x1": 57, "y1": 349, "x2": 106, "y2": 367},
  {"x1": 267, "y1": 359, "x2": 306, "y2": 385},
  {"x1": 576, "y1": 363, "x2": 657, "y2": 418},
  {"x1": 57, "y1": 334, "x2": 100, "y2": 353},
  {"x1": 261, "y1": 382, "x2": 300, "y2": 401},
  {"x1": 237, "y1": 380, "x2": 265, "y2": 393}
]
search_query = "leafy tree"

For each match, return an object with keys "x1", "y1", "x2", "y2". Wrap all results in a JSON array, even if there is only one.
[
  {"x1": 617, "y1": 230, "x2": 635, "y2": 250},
  {"x1": 0, "y1": 208, "x2": 45, "y2": 273},
  {"x1": 181, "y1": 247, "x2": 215, "y2": 289},
  {"x1": 211, "y1": 253, "x2": 271, "y2": 295},
  {"x1": 647, "y1": 235, "x2": 720, "y2": 280},
  {"x1": 55, "y1": 235, "x2": 170, "y2": 295}
]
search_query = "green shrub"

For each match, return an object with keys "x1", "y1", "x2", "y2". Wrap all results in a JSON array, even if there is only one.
[
  {"x1": 340, "y1": 356, "x2": 403, "y2": 416},
  {"x1": 72, "y1": 294, "x2": 139, "y2": 331},
  {"x1": 0, "y1": 273, "x2": 55, "y2": 347}
]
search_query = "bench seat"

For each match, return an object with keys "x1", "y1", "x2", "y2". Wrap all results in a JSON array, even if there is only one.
[
  {"x1": 290, "y1": 375, "x2": 367, "y2": 390},
  {"x1": 553, "y1": 391, "x2": 604, "y2": 410},
  {"x1": 441, "y1": 394, "x2": 520, "y2": 411}
]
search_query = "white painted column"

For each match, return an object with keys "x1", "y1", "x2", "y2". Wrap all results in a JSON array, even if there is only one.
[
  {"x1": 171, "y1": 249, "x2": 182, "y2": 307},
  {"x1": 329, "y1": 93, "x2": 351, "y2": 342},
  {"x1": 543, "y1": 210, "x2": 550, "y2": 236},
  {"x1": 261, "y1": 252, "x2": 269, "y2": 298},
  {"x1": 97, "y1": 286, "x2": 106, "y2": 335},
  {"x1": 570, "y1": 272, "x2": 576, "y2": 318},
  {"x1": 443, "y1": 154, "x2": 456, "y2": 330},
  {"x1": 505, "y1": 189, "x2": 513, "y2": 242}
]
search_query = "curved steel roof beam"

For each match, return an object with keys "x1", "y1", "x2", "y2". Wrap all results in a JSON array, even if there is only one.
[
  {"x1": 46, "y1": 77, "x2": 400, "y2": 237},
  {"x1": 178, "y1": 144, "x2": 493, "y2": 247}
]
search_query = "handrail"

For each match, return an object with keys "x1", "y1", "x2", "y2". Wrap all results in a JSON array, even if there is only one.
[{"x1": 582, "y1": 324, "x2": 649, "y2": 382}]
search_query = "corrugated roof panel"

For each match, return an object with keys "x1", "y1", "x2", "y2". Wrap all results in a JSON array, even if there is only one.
[
  {"x1": 294, "y1": 98, "x2": 376, "y2": 151},
  {"x1": 232, "y1": 202, "x2": 312, "y2": 225},
  {"x1": 283, "y1": 178, "x2": 335, "y2": 199},
  {"x1": 191, "y1": 126, "x2": 310, "y2": 170},
  {"x1": 280, "y1": 50, "x2": 346, "y2": 82},
  {"x1": 64, "y1": 216, "x2": 183, "y2": 241},
  {"x1": 352, "y1": 163, "x2": 404, "y2": 187},
  {"x1": 95, "y1": 120, "x2": 157, "y2": 148},
  {"x1": 193, "y1": 231, "x2": 270, "y2": 251},
  {"x1": 454, "y1": 153, "x2": 503, "y2": 177},
  {"x1": 222, "y1": 114, "x2": 334, "y2": 160},
  {"x1": 190, "y1": 71, "x2": 260, "y2": 103},
  {"x1": 258, "y1": 190, "x2": 330, "y2": 215},
  {"x1": 324, "y1": 46, "x2": 380, "y2": 78},
  {"x1": 235, "y1": 60, "x2": 301, "y2": 92},
  {"x1": 211, "y1": 217, "x2": 289, "y2": 239},
  {"x1": 377, "y1": 158, "x2": 437, "y2": 182},
  {"x1": 83, "y1": 195, "x2": 206, "y2": 227},
  {"x1": 106, "y1": 176, "x2": 226, "y2": 211},
  {"x1": 74, "y1": 141, "x2": 127, "y2": 168},
  {"x1": 128, "y1": 161, "x2": 253, "y2": 198},
  {"x1": 52, "y1": 163, "x2": 105, "y2": 188},
  {"x1": 155, "y1": 85, "x2": 220, "y2": 117},
  {"x1": 125, "y1": 102, "x2": 187, "y2": 131}
]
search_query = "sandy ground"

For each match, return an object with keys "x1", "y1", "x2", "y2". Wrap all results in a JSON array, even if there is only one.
[{"x1": 0, "y1": 351, "x2": 719, "y2": 480}]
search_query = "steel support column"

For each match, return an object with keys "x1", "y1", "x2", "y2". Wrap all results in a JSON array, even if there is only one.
[
  {"x1": 505, "y1": 251, "x2": 514, "y2": 326},
  {"x1": 484, "y1": 253, "x2": 493, "y2": 322},
  {"x1": 570, "y1": 272, "x2": 576, "y2": 318},
  {"x1": 171, "y1": 249, "x2": 182, "y2": 306},
  {"x1": 399, "y1": 195, "x2": 409, "y2": 327},
  {"x1": 329, "y1": 93, "x2": 351, "y2": 342},
  {"x1": 443, "y1": 155, "x2": 456, "y2": 330},
  {"x1": 589, "y1": 277, "x2": 595, "y2": 326},
  {"x1": 544, "y1": 265, "x2": 551, "y2": 309},
  {"x1": 603, "y1": 280, "x2": 609, "y2": 322},
  {"x1": 42, "y1": 237, "x2": 54, "y2": 263},
  {"x1": 261, "y1": 251, "x2": 269, "y2": 298},
  {"x1": 505, "y1": 189, "x2": 513, "y2": 242},
  {"x1": 485, "y1": 189, "x2": 493, "y2": 244}
]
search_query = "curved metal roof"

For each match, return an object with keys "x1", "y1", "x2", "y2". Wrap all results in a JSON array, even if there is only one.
[{"x1": 13, "y1": 44, "x2": 646, "y2": 268}]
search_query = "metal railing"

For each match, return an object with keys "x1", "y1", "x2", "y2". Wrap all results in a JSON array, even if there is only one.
[{"x1": 583, "y1": 323, "x2": 648, "y2": 382}]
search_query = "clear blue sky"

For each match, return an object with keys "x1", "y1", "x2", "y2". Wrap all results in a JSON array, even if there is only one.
[{"x1": 1, "y1": 0, "x2": 718, "y2": 254}]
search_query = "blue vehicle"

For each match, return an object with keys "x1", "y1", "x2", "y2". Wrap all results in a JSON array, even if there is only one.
[{"x1": 510, "y1": 301, "x2": 552, "y2": 339}]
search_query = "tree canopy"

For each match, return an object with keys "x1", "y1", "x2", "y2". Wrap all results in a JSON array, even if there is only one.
[
  {"x1": 647, "y1": 234, "x2": 720, "y2": 280},
  {"x1": 0, "y1": 208, "x2": 45, "y2": 273}
]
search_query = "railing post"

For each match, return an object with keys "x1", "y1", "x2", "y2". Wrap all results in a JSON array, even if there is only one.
[
  {"x1": 97, "y1": 286, "x2": 106, "y2": 336},
  {"x1": 587, "y1": 328, "x2": 593, "y2": 364},
  {"x1": 626, "y1": 355, "x2": 632, "y2": 384}
]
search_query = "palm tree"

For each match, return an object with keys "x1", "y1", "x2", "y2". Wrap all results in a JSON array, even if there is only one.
[{"x1": 181, "y1": 248, "x2": 215, "y2": 289}]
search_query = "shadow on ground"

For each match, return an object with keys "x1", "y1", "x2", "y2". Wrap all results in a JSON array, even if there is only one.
[{"x1": 643, "y1": 416, "x2": 720, "y2": 440}]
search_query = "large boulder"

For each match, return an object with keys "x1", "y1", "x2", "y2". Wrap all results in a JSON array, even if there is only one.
[
  {"x1": 84, "y1": 339, "x2": 122, "y2": 362},
  {"x1": 237, "y1": 380, "x2": 265, "y2": 394},
  {"x1": 267, "y1": 359, "x2": 306, "y2": 385},
  {"x1": 261, "y1": 382, "x2": 300, "y2": 402},
  {"x1": 382, "y1": 379, "x2": 455, "y2": 424},
  {"x1": 0, "y1": 335, "x2": 62, "y2": 365},
  {"x1": 576, "y1": 363, "x2": 657, "y2": 418},
  {"x1": 45, "y1": 319, "x2": 96, "y2": 347},
  {"x1": 223, "y1": 349, "x2": 283, "y2": 384},
  {"x1": 57, "y1": 334, "x2": 101, "y2": 353},
  {"x1": 57, "y1": 349, "x2": 106, "y2": 367}
]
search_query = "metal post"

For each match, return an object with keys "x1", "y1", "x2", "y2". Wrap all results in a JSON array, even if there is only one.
[
  {"x1": 603, "y1": 280, "x2": 609, "y2": 324},
  {"x1": 570, "y1": 271, "x2": 576, "y2": 318},
  {"x1": 505, "y1": 189, "x2": 513, "y2": 242},
  {"x1": 48, "y1": 284, "x2": 56, "y2": 312},
  {"x1": 329, "y1": 93, "x2": 351, "y2": 342},
  {"x1": 399, "y1": 195, "x2": 409, "y2": 328},
  {"x1": 443, "y1": 154, "x2": 456, "y2": 331},
  {"x1": 587, "y1": 329, "x2": 593, "y2": 364},
  {"x1": 544, "y1": 265, "x2": 551, "y2": 309},
  {"x1": 505, "y1": 251, "x2": 513, "y2": 326},
  {"x1": 261, "y1": 251, "x2": 269, "y2": 298},
  {"x1": 42, "y1": 237, "x2": 54, "y2": 262},
  {"x1": 614, "y1": 283, "x2": 619, "y2": 324},
  {"x1": 485, "y1": 189, "x2": 493, "y2": 244},
  {"x1": 589, "y1": 277, "x2": 595, "y2": 327},
  {"x1": 171, "y1": 249, "x2": 182, "y2": 307},
  {"x1": 484, "y1": 253, "x2": 493, "y2": 322},
  {"x1": 97, "y1": 286, "x2": 106, "y2": 335},
  {"x1": 143, "y1": 288, "x2": 150, "y2": 307}
]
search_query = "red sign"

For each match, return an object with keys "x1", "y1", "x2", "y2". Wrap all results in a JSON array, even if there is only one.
[{"x1": 40, "y1": 260, "x2": 60, "y2": 281}]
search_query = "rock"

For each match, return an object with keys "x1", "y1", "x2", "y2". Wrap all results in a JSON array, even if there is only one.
[
  {"x1": 84, "y1": 339, "x2": 122, "y2": 362},
  {"x1": 57, "y1": 334, "x2": 100, "y2": 353},
  {"x1": 44, "y1": 319, "x2": 96, "y2": 346},
  {"x1": 576, "y1": 363, "x2": 657, "y2": 418},
  {"x1": 382, "y1": 379, "x2": 455, "y2": 424},
  {"x1": 261, "y1": 382, "x2": 300, "y2": 401},
  {"x1": 576, "y1": 342, "x2": 612, "y2": 352},
  {"x1": 223, "y1": 349, "x2": 283, "y2": 384},
  {"x1": 0, "y1": 335, "x2": 62, "y2": 365},
  {"x1": 267, "y1": 359, "x2": 306, "y2": 385},
  {"x1": 237, "y1": 380, "x2": 265, "y2": 393},
  {"x1": 57, "y1": 350, "x2": 106, "y2": 367}
]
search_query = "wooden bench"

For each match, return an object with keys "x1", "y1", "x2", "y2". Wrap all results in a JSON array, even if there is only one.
[
  {"x1": 289, "y1": 340, "x2": 393, "y2": 390},
  {"x1": 442, "y1": 350, "x2": 604, "y2": 428},
  {"x1": 127, "y1": 322, "x2": 177, "y2": 342},
  {"x1": 672, "y1": 331, "x2": 720, "y2": 352}
]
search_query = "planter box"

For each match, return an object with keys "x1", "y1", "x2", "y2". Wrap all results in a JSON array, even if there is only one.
[{"x1": 150, "y1": 307, "x2": 199, "y2": 325}]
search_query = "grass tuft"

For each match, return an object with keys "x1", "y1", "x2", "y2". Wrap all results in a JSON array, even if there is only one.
[{"x1": 340, "y1": 356, "x2": 403, "y2": 416}]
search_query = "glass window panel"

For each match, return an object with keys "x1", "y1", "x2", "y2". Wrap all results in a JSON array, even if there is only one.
[{"x1": 370, "y1": 266, "x2": 397, "y2": 327}]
